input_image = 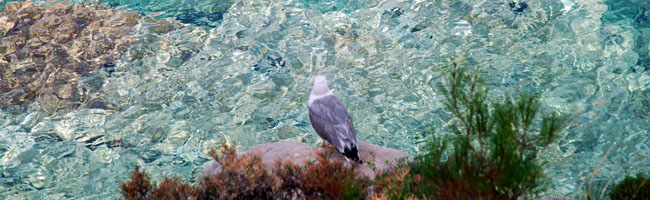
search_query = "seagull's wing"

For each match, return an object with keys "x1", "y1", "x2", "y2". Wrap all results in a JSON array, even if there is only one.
[{"x1": 308, "y1": 95, "x2": 357, "y2": 153}]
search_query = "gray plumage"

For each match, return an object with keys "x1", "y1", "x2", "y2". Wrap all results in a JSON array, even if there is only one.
[{"x1": 308, "y1": 75, "x2": 361, "y2": 163}]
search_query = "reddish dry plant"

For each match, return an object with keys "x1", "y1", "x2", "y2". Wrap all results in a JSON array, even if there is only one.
[
  {"x1": 121, "y1": 142, "x2": 372, "y2": 200},
  {"x1": 150, "y1": 177, "x2": 195, "y2": 200},
  {"x1": 371, "y1": 165, "x2": 437, "y2": 200},
  {"x1": 372, "y1": 166, "x2": 411, "y2": 199},
  {"x1": 121, "y1": 165, "x2": 153, "y2": 200},
  {"x1": 272, "y1": 147, "x2": 371, "y2": 199},
  {"x1": 120, "y1": 165, "x2": 195, "y2": 200},
  {"x1": 299, "y1": 149, "x2": 370, "y2": 199},
  {"x1": 198, "y1": 141, "x2": 278, "y2": 200},
  {"x1": 273, "y1": 161, "x2": 305, "y2": 199}
]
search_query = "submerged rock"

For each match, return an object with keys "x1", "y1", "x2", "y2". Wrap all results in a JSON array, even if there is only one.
[
  {"x1": 202, "y1": 140, "x2": 412, "y2": 181},
  {"x1": 0, "y1": 1, "x2": 139, "y2": 110}
]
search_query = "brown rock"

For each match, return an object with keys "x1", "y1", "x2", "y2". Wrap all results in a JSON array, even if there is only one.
[
  {"x1": 0, "y1": 1, "x2": 141, "y2": 110},
  {"x1": 201, "y1": 161, "x2": 223, "y2": 181},
  {"x1": 248, "y1": 141, "x2": 315, "y2": 166},
  {"x1": 0, "y1": 16, "x2": 15, "y2": 36},
  {"x1": 355, "y1": 141, "x2": 413, "y2": 178},
  {"x1": 56, "y1": 84, "x2": 73, "y2": 99},
  {"x1": 201, "y1": 141, "x2": 412, "y2": 181},
  {"x1": 4, "y1": 2, "x2": 23, "y2": 12}
]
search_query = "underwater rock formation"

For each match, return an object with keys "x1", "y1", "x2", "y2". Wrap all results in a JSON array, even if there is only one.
[
  {"x1": 202, "y1": 140, "x2": 412, "y2": 181},
  {"x1": 99, "y1": 0, "x2": 235, "y2": 28},
  {"x1": 0, "y1": 1, "x2": 139, "y2": 111}
]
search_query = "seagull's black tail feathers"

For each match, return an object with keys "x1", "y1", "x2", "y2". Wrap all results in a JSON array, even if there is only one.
[{"x1": 343, "y1": 144, "x2": 362, "y2": 164}]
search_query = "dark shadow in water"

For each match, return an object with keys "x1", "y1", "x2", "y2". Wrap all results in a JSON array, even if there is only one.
[{"x1": 602, "y1": 0, "x2": 650, "y2": 70}]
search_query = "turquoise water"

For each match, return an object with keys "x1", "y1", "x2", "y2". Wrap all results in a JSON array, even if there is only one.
[{"x1": 1, "y1": 0, "x2": 649, "y2": 199}]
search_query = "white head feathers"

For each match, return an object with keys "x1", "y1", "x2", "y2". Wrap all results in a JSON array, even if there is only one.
[{"x1": 309, "y1": 75, "x2": 333, "y2": 106}]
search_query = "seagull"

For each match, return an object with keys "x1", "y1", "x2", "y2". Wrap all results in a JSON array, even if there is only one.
[{"x1": 308, "y1": 75, "x2": 362, "y2": 163}]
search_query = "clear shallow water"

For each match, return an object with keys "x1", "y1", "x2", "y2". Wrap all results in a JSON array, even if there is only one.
[{"x1": 0, "y1": 0, "x2": 649, "y2": 199}]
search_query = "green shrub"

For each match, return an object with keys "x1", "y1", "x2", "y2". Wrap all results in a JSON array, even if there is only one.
[
  {"x1": 376, "y1": 61, "x2": 568, "y2": 200},
  {"x1": 609, "y1": 172, "x2": 650, "y2": 200}
]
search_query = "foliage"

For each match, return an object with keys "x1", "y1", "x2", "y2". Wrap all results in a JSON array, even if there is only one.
[
  {"x1": 120, "y1": 165, "x2": 153, "y2": 200},
  {"x1": 301, "y1": 149, "x2": 369, "y2": 199},
  {"x1": 371, "y1": 163, "x2": 416, "y2": 200},
  {"x1": 120, "y1": 165, "x2": 195, "y2": 200},
  {"x1": 609, "y1": 172, "x2": 650, "y2": 200},
  {"x1": 198, "y1": 142, "x2": 278, "y2": 199},
  {"x1": 375, "y1": 62, "x2": 568, "y2": 199},
  {"x1": 274, "y1": 146, "x2": 371, "y2": 199},
  {"x1": 150, "y1": 177, "x2": 195, "y2": 200},
  {"x1": 120, "y1": 142, "x2": 370, "y2": 200}
]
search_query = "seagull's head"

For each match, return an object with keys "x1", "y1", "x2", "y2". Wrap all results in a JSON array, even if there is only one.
[{"x1": 311, "y1": 75, "x2": 330, "y2": 96}]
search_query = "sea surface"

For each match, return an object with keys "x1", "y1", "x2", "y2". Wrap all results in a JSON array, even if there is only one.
[{"x1": 1, "y1": 0, "x2": 649, "y2": 199}]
